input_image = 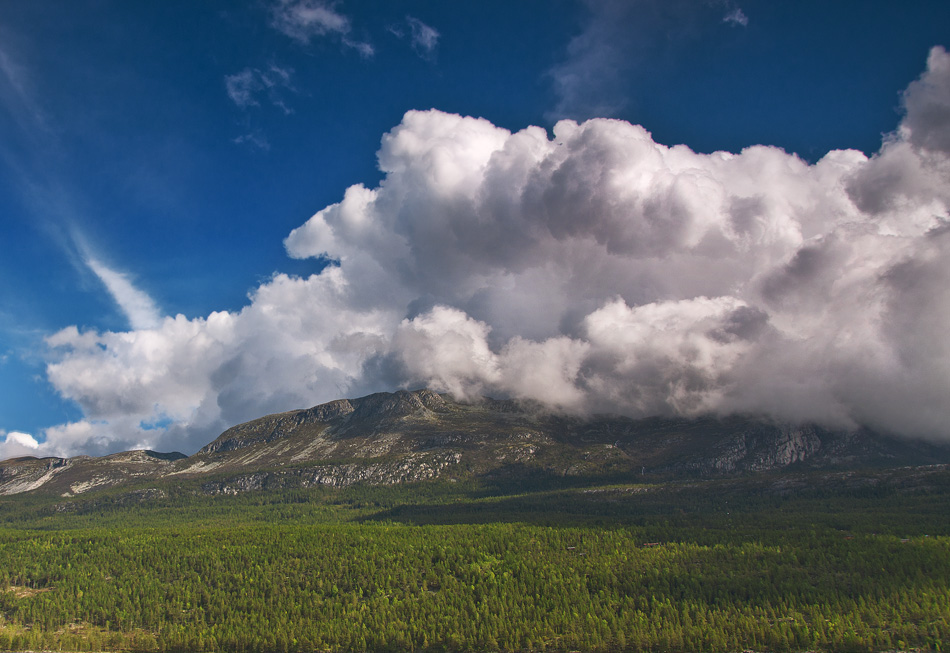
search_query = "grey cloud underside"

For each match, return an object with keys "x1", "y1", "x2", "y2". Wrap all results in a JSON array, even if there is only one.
[{"x1": 17, "y1": 46, "x2": 950, "y2": 458}]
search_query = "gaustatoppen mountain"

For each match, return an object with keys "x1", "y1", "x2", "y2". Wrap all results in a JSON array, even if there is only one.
[{"x1": 2, "y1": 389, "x2": 949, "y2": 499}]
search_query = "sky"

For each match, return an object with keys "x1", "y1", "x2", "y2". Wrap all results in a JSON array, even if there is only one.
[{"x1": 1, "y1": 0, "x2": 950, "y2": 459}]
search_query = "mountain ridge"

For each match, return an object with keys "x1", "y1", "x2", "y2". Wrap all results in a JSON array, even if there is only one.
[{"x1": 3, "y1": 389, "x2": 949, "y2": 498}]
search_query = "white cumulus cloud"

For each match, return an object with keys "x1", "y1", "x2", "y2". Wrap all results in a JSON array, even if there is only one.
[{"x1": 19, "y1": 46, "x2": 950, "y2": 459}]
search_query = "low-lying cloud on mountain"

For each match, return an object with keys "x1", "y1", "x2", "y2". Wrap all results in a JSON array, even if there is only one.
[{"x1": 10, "y1": 46, "x2": 950, "y2": 458}]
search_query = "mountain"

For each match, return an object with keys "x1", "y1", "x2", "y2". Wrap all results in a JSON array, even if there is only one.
[{"x1": 2, "y1": 389, "x2": 949, "y2": 498}]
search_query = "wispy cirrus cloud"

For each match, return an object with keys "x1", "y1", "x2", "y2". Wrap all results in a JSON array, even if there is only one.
[
  {"x1": 547, "y1": 0, "x2": 749, "y2": 121},
  {"x1": 225, "y1": 2, "x2": 371, "y2": 148},
  {"x1": 224, "y1": 65, "x2": 294, "y2": 149},
  {"x1": 723, "y1": 7, "x2": 748, "y2": 27},
  {"x1": 82, "y1": 256, "x2": 162, "y2": 331},
  {"x1": 0, "y1": 40, "x2": 161, "y2": 346},
  {"x1": 270, "y1": 0, "x2": 373, "y2": 57},
  {"x1": 388, "y1": 16, "x2": 439, "y2": 61},
  {"x1": 0, "y1": 42, "x2": 49, "y2": 135},
  {"x1": 546, "y1": 0, "x2": 634, "y2": 120},
  {"x1": 232, "y1": 131, "x2": 270, "y2": 151},
  {"x1": 225, "y1": 66, "x2": 295, "y2": 113},
  {"x1": 407, "y1": 17, "x2": 439, "y2": 57},
  {"x1": 70, "y1": 229, "x2": 162, "y2": 331}
]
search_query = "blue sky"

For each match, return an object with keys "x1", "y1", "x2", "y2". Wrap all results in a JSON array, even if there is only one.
[{"x1": 2, "y1": 1, "x2": 950, "y2": 457}]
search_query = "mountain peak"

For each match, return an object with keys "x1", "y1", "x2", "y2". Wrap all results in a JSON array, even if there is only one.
[
  {"x1": 349, "y1": 389, "x2": 448, "y2": 420},
  {"x1": 199, "y1": 389, "x2": 449, "y2": 455}
]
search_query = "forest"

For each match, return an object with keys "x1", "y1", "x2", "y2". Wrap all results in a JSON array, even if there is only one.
[{"x1": 0, "y1": 466, "x2": 948, "y2": 652}]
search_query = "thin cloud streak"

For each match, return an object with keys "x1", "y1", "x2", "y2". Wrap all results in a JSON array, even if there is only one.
[
  {"x1": 0, "y1": 43, "x2": 49, "y2": 135},
  {"x1": 83, "y1": 257, "x2": 163, "y2": 331}
]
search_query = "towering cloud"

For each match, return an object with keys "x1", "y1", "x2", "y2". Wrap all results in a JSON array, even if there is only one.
[{"x1": 24, "y1": 47, "x2": 950, "y2": 457}]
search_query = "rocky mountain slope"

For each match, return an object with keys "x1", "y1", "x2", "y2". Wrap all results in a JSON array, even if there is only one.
[{"x1": 2, "y1": 389, "x2": 949, "y2": 498}]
